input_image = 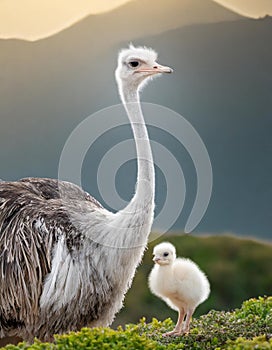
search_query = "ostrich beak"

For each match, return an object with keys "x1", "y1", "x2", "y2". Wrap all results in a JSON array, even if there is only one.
[
  {"x1": 153, "y1": 63, "x2": 173, "y2": 74},
  {"x1": 137, "y1": 63, "x2": 173, "y2": 74}
]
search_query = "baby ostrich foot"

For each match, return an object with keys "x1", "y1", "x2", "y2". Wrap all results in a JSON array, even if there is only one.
[
  {"x1": 162, "y1": 328, "x2": 186, "y2": 337},
  {"x1": 162, "y1": 329, "x2": 179, "y2": 337},
  {"x1": 182, "y1": 327, "x2": 190, "y2": 335}
]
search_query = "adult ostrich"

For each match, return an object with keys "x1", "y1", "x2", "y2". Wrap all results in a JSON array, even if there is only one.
[{"x1": 0, "y1": 46, "x2": 172, "y2": 342}]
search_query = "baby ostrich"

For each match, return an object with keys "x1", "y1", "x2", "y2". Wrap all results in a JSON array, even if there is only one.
[{"x1": 148, "y1": 242, "x2": 210, "y2": 336}]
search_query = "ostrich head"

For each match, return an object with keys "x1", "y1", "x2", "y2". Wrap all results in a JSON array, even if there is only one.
[
  {"x1": 152, "y1": 242, "x2": 176, "y2": 266},
  {"x1": 115, "y1": 45, "x2": 173, "y2": 98}
]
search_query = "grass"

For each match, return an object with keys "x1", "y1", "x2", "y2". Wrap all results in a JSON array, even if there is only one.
[{"x1": 2, "y1": 296, "x2": 272, "y2": 350}]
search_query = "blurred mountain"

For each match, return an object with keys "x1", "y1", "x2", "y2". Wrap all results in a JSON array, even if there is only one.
[
  {"x1": 1, "y1": 0, "x2": 242, "y2": 41},
  {"x1": 55, "y1": 0, "x2": 242, "y2": 43},
  {"x1": 0, "y1": 0, "x2": 242, "y2": 148},
  {"x1": 139, "y1": 16, "x2": 272, "y2": 239},
  {"x1": 0, "y1": 3, "x2": 271, "y2": 239}
]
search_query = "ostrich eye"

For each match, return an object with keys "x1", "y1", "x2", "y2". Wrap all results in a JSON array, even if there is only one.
[
  {"x1": 163, "y1": 252, "x2": 169, "y2": 257},
  {"x1": 128, "y1": 61, "x2": 140, "y2": 68}
]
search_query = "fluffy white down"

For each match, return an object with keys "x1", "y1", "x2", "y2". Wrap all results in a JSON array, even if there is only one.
[{"x1": 149, "y1": 255, "x2": 210, "y2": 311}]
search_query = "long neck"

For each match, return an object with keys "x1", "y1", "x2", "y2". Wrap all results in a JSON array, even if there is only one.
[{"x1": 120, "y1": 84, "x2": 155, "y2": 212}]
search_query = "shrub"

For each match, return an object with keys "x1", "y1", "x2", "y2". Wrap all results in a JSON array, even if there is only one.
[{"x1": 2, "y1": 296, "x2": 271, "y2": 350}]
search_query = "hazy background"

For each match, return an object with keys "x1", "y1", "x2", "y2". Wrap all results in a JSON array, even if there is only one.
[
  {"x1": 0, "y1": 0, "x2": 272, "y2": 331},
  {"x1": 1, "y1": 0, "x2": 271, "y2": 240}
]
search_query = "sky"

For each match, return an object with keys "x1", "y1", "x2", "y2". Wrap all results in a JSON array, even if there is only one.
[
  {"x1": 0, "y1": 0, "x2": 128, "y2": 40},
  {"x1": 214, "y1": 0, "x2": 272, "y2": 18},
  {"x1": 0, "y1": 0, "x2": 271, "y2": 41}
]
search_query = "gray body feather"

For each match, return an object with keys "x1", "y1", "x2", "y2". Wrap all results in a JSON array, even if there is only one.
[
  {"x1": 0, "y1": 178, "x2": 146, "y2": 341},
  {"x1": 0, "y1": 179, "x2": 109, "y2": 339}
]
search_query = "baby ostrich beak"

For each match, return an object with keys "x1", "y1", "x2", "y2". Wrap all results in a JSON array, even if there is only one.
[
  {"x1": 137, "y1": 63, "x2": 173, "y2": 74},
  {"x1": 153, "y1": 257, "x2": 161, "y2": 263}
]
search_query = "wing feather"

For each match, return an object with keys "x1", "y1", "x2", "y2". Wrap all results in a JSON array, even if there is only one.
[{"x1": 0, "y1": 177, "x2": 101, "y2": 332}]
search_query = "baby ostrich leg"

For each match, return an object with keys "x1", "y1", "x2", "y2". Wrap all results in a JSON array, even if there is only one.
[{"x1": 163, "y1": 307, "x2": 195, "y2": 337}]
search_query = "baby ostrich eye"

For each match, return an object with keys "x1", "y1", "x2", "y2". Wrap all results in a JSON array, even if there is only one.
[
  {"x1": 128, "y1": 61, "x2": 140, "y2": 68},
  {"x1": 163, "y1": 252, "x2": 169, "y2": 257}
]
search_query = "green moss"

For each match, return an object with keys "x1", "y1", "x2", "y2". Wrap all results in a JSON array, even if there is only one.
[
  {"x1": 226, "y1": 336, "x2": 272, "y2": 350},
  {"x1": 2, "y1": 327, "x2": 163, "y2": 350},
  {"x1": 2, "y1": 297, "x2": 271, "y2": 350}
]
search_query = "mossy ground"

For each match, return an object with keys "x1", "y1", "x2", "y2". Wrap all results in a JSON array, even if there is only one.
[{"x1": 2, "y1": 296, "x2": 272, "y2": 350}]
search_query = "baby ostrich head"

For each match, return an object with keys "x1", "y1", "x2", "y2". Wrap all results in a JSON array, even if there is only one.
[
  {"x1": 152, "y1": 242, "x2": 176, "y2": 266},
  {"x1": 115, "y1": 44, "x2": 173, "y2": 98}
]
